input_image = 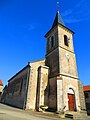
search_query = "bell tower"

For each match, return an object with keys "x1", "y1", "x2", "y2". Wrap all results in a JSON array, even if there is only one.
[
  {"x1": 45, "y1": 11, "x2": 64, "y2": 77},
  {"x1": 45, "y1": 10, "x2": 85, "y2": 112},
  {"x1": 45, "y1": 10, "x2": 78, "y2": 78}
]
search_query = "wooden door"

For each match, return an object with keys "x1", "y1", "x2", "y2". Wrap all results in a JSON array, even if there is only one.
[{"x1": 68, "y1": 94, "x2": 75, "y2": 111}]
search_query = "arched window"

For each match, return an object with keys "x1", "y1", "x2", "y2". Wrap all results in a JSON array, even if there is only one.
[
  {"x1": 64, "y1": 35, "x2": 69, "y2": 47},
  {"x1": 51, "y1": 36, "x2": 54, "y2": 48},
  {"x1": 48, "y1": 37, "x2": 51, "y2": 49},
  {"x1": 48, "y1": 36, "x2": 55, "y2": 50}
]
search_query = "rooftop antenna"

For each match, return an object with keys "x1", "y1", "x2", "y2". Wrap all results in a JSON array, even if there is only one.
[{"x1": 56, "y1": 1, "x2": 60, "y2": 13}]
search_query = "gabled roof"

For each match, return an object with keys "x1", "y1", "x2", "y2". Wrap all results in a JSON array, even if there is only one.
[
  {"x1": 52, "y1": 11, "x2": 65, "y2": 28},
  {"x1": 0, "y1": 80, "x2": 3, "y2": 85},
  {"x1": 8, "y1": 59, "x2": 45, "y2": 82},
  {"x1": 8, "y1": 64, "x2": 30, "y2": 82},
  {"x1": 83, "y1": 86, "x2": 90, "y2": 92}
]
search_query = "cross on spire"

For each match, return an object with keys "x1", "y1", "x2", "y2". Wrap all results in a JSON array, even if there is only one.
[
  {"x1": 56, "y1": 2, "x2": 60, "y2": 12},
  {"x1": 52, "y1": 2, "x2": 65, "y2": 28}
]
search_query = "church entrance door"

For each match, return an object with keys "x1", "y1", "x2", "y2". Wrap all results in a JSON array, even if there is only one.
[{"x1": 68, "y1": 94, "x2": 75, "y2": 111}]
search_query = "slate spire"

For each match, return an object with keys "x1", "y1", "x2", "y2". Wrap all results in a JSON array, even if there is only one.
[{"x1": 52, "y1": 10, "x2": 65, "y2": 28}]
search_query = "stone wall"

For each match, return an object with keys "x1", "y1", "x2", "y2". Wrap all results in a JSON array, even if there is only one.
[
  {"x1": 4, "y1": 66, "x2": 29, "y2": 109},
  {"x1": 56, "y1": 77, "x2": 63, "y2": 112},
  {"x1": 62, "y1": 76, "x2": 80, "y2": 111},
  {"x1": 46, "y1": 49, "x2": 59, "y2": 77},
  {"x1": 78, "y1": 81, "x2": 86, "y2": 110},
  {"x1": 36, "y1": 65, "x2": 49, "y2": 111},
  {"x1": 48, "y1": 77, "x2": 57, "y2": 111},
  {"x1": 45, "y1": 27, "x2": 59, "y2": 78},
  {"x1": 84, "y1": 91, "x2": 90, "y2": 115},
  {"x1": 46, "y1": 27, "x2": 58, "y2": 54},
  {"x1": 58, "y1": 26, "x2": 78, "y2": 78},
  {"x1": 58, "y1": 25, "x2": 74, "y2": 52},
  {"x1": 59, "y1": 48, "x2": 78, "y2": 77},
  {"x1": 26, "y1": 60, "x2": 45, "y2": 110}
]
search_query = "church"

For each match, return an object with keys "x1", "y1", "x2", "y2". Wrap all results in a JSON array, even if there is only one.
[{"x1": 1, "y1": 10, "x2": 86, "y2": 114}]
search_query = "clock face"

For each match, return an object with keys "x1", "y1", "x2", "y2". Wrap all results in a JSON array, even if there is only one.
[{"x1": 66, "y1": 52, "x2": 70, "y2": 59}]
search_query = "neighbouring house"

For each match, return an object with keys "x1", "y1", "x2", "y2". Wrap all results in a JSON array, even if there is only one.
[
  {"x1": 0, "y1": 80, "x2": 3, "y2": 101},
  {"x1": 83, "y1": 86, "x2": 90, "y2": 115},
  {"x1": 1, "y1": 85, "x2": 8, "y2": 103},
  {"x1": 1, "y1": 9, "x2": 86, "y2": 117}
]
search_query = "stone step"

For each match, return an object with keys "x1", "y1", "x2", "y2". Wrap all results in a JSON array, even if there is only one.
[
  {"x1": 65, "y1": 112, "x2": 88, "y2": 119},
  {"x1": 65, "y1": 114, "x2": 73, "y2": 119}
]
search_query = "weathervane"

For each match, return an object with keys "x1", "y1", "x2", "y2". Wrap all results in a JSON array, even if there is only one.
[{"x1": 56, "y1": 1, "x2": 59, "y2": 12}]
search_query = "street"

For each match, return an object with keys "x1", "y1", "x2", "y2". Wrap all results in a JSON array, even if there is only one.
[{"x1": 0, "y1": 103, "x2": 65, "y2": 120}]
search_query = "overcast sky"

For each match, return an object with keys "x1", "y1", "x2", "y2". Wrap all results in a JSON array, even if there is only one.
[{"x1": 0, "y1": 0, "x2": 90, "y2": 86}]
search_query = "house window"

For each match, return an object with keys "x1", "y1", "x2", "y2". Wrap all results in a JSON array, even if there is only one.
[
  {"x1": 85, "y1": 93, "x2": 89, "y2": 98},
  {"x1": 64, "y1": 35, "x2": 69, "y2": 47},
  {"x1": 12, "y1": 90, "x2": 14, "y2": 96},
  {"x1": 86, "y1": 103, "x2": 90, "y2": 109}
]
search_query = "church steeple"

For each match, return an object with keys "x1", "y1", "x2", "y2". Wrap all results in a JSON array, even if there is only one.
[
  {"x1": 45, "y1": 10, "x2": 74, "y2": 38},
  {"x1": 52, "y1": 11, "x2": 65, "y2": 28}
]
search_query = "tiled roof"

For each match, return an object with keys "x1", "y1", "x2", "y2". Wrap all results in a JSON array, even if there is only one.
[
  {"x1": 83, "y1": 86, "x2": 90, "y2": 92},
  {"x1": 0, "y1": 80, "x2": 3, "y2": 85}
]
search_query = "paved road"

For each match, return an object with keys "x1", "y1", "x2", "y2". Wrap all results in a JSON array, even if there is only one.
[
  {"x1": 1, "y1": 103, "x2": 90, "y2": 120},
  {"x1": 0, "y1": 103, "x2": 65, "y2": 120}
]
